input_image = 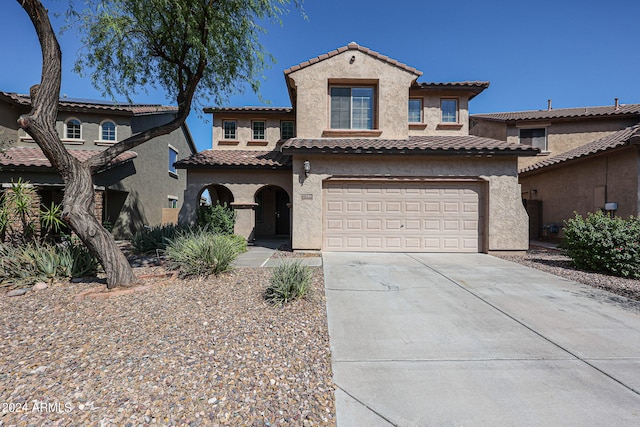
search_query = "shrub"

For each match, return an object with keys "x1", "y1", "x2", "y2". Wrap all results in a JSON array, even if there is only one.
[
  {"x1": 132, "y1": 223, "x2": 193, "y2": 254},
  {"x1": 196, "y1": 203, "x2": 235, "y2": 235},
  {"x1": 165, "y1": 231, "x2": 243, "y2": 277},
  {"x1": 563, "y1": 211, "x2": 640, "y2": 278},
  {"x1": 266, "y1": 260, "x2": 312, "y2": 305},
  {"x1": 58, "y1": 241, "x2": 99, "y2": 278}
]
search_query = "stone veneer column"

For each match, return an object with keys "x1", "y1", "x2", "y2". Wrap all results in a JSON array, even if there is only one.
[{"x1": 94, "y1": 190, "x2": 104, "y2": 222}]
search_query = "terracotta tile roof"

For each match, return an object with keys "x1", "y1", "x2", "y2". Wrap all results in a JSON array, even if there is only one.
[
  {"x1": 0, "y1": 146, "x2": 137, "y2": 169},
  {"x1": 521, "y1": 124, "x2": 640, "y2": 174},
  {"x1": 413, "y1": 81, "x2": 490, "y2": 100},
  {"x1": 175, "y1": 150, "x2": 292, "y2": 169},
  {"x1": 0, "y1": 92, "x2": 178, "y2": 116},
  {"x1": 471, "y1": 104, "x2": 640, "y2": 122},
  {"x1": 282, "y1": 135, "x2": 539, "y2": 156},
  {"x1": 283, "y1": 42, "x2": 422, "y2": 77},
  {"x1": 203, "y1": 106, "x2": 294, "y2": 114}
]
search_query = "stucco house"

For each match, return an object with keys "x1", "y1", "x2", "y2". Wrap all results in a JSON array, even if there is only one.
[
  {"x1": 0, "y1": 92, "x2": 196, "y2": 238},
  {"x1": 471, "y1": 102, "x2": 640, "y2": 238},
  {"x1": 177, "y1": 43, "x2": 538, "y2": 253}
]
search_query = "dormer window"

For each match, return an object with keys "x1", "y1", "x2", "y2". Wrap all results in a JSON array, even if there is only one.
[
  {"x1": 100, "y1": 120, "x2": 116, "y2": 142},
  {"x1": 65, "y1": 118, "x2": 82, "y2": 140},
  {"x1": 330, "y1": 87, "x2": 374, "y2": 130}
]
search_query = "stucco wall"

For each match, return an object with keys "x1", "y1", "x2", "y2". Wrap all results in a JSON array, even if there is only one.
[
  {"x1": 520, "y1": 147, "x2": 639, "y2": 232},
  {"x1": 211, "y1": 112, "x2": 294, "y2": 150},
  {"x1": 290, "y1": 154, "x2": 528, "y2": 252},
  {"x1": 287, "y1": 50, "x2": 418, "y2": 139},
  {"x1": 469, "y1": 119, "x2": 506, "y2": 141},
  {"x1": 178, "y1": 169, "x2": 293, "y2": 239},
  {"x1": 408, "y1": 90, "x2": 470, "y2": 137}
]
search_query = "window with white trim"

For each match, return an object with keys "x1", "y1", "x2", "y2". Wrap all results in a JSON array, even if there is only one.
[
  {"x1": 168, "y1": 197, "x2": 178, "y2": 208},
  {"x1": 168, "y1": 146, "x2": 178, "y2": 175},
  {"x1": 330, "y1": 87, "x2": 374, "y2": 130},
  {"x1": 408, "y1": 99, "x2": 422, "y2": 123},
  {"x1": 252, "y1": 120, "x2": 266, "y2": 140},
  {"x1": 65, "y1": 118, "x2": 82, "y2": 140},
  {"x1": 100, "y1": 120, "x2": 116, "y2": 142},
  {"x1": 223, "y1": 120, "x2": 237, "y2": 139},
  {"x1": 441, "y1": 99, "x2": 458, "y2": 123},
  {"x1": 519, "y1": 128, "x2": 547, "y2": 151}
]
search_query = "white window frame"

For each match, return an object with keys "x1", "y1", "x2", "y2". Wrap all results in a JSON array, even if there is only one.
[
  {"x1": 223, "y1": 120, "x2": 237, "y2": 140},
  {"x1": 330, "y1": 86, "x2": 375, "y2": 130},
  {"x1": 168, "y1": 145, "x2": 178, "y2": 176},
  {"x1": 98, "y1": 120, "x2": 117, "y2": 144},
  {"x1": 252, "y1": 120, "x2": 266, "y2": 140},
  {"x1": 441, "y1": 98, "x2": 458, "y2": 123},
  {"x1": 168, "y1": 195, "x2": 178, "y2": 209},
  {"x1": 64, "y1": 117, "x2": 83, "y2": 142},
  {"x1": 408, "y1": 98, "x2": 423, "y2": 123}
]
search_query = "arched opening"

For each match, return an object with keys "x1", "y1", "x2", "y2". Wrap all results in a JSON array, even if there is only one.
[
  {"x1": 254, "y1": 185, "x2": 290, "y2": 237},
  {"x1": 199, "y1": 184, "x2": 234, "y2": 207}
]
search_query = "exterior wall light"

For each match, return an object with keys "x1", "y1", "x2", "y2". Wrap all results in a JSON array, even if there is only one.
[{"x1": 303, "y1": 160, "x2": 311, "y2": 177}]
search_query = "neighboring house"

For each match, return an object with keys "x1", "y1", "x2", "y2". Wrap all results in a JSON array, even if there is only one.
[
  {"x1": 176, "y1": 42, "x2": 538, "y2": 253},
  {"x1": 0, "y1": 92, "x2": 196, "y2": 239},
  {"x1": 471, "y1": 102, "x2": 640, "y2": 238}
]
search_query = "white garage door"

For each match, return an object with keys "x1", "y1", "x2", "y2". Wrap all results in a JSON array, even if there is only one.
[{"x1": 323, "y1": 180, "x2": 482, "y2": 252}]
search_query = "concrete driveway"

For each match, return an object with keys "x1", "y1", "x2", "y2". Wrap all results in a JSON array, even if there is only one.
[{"x1": 323, "y1": 252, "x2": 640, "y2": 426}]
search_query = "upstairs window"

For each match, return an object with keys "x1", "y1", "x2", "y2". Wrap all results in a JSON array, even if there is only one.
[
  {"x1": 441, "y1": 99, "x2": 458, "y2": 123},
  {"x1": 519, "y1": 128, "x2": 547, "y2": 151},
  {"x1": 65, "y1": 118, "x2": 82, "y2": 140},
  {"x1": 281, "y1": 121, "x2": 295, "y2": 140},
  {"x1": 408, "y1": 99, "x2": 422, "y2": 123},
  {"x1": 223, "y1": 120, "x2": 237, "y2": 139},
  {"x1": 330, "y1": 87, "x2": 374, "y2": 130},
  {"x1": 168, "y1": 146, "x2": 178, "y2": 175},
  {"x1": 101, "y1": 120, "x2": 116, "y2": 142},
  {"x1": 252, "y1": 120, "x2": 266, "y2": 140}
]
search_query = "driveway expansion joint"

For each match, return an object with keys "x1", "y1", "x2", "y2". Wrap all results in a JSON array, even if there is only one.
[{"x1": 334, "y1": 382, "x2": 399, "y2": 427}]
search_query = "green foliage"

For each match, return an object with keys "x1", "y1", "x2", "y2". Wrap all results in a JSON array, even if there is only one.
[
  {"x1": 131, "y1": 223, "x2": 193, "y2": 254},
  {"x1": 40, "y1": 201, "x2": 65, "y2": 242},
  {"x1": 0, "y1": 240, "x2": 98, "y2": 285},
  {"x1": 196, "y1": 203, "x2": 236, "y2": 235},
  {"x1": 0, "y1": 179, "x2": 39, "y2": 243},
  {"x1": 68, "y1": 0, "x2": 303, "y2": 105},
  {"x1": 265, "y1": 260, "x2": 312, "y2": 305},
  {"x1": 562, "y1": 211, "x2": 640, "y2": 278},
  {"x1": 165, "y1": 231, "x2": 243, "y2": 277}
]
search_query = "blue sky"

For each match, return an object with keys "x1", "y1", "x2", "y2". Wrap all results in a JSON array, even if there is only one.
[{"x1": 2, "y1": 0, "x2": 639, "y2": 151}]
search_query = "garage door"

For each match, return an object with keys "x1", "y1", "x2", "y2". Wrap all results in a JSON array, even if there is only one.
[{"x1": 323, "y1": 181, "x2": 481, "y2": 252}]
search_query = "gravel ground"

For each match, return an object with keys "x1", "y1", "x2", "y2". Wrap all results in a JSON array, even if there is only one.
[
  {"x1": 0, "y1": 263, "x2": 335, "y2": 426},
  {"x1": 496, "y1": 247, "x2": 640, "y2": 303}
]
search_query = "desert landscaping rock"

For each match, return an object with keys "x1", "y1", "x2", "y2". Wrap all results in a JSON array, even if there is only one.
[
  {"x1": 33, "y1": 282, "x2": 48, "y2": 291},
  {"x1": 5, "y1": 288, "x2": 28, "y2": 297},
  {"x1": 0, "y1": 265, "x2": 335, "y2": 426}
]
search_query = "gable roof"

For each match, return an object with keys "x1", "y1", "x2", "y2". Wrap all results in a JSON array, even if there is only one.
[
  {"x1": 520, "y1": 124, "x2": 640, "y2": 174},
  {"x1": 0, "y1": 92, "x2": 178, "y2": 116},
  {"x1": 174, "y1": 149, "x2": 292, "y2": 170},
  {"x1": 282, "y1": 135, "x2": 538, "y2": 156},
  {"x1": 472, "y1": 104, "x2": 640, "y2": 123},
  {"x1": 283, "y1": 42, "x2": 423, "y2": 77},
  {"x1": 203, "y1": 106, "x2": 293, "y2": 114},
  {"x1": 0, "y1": 146, "x2": 137, "y2": 170}
]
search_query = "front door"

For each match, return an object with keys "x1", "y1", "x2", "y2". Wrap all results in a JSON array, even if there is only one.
[{"x1": 275, "y1": 189, "x2": 290, "y2": 235}]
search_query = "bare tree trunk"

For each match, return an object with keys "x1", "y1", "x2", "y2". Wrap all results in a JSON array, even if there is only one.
[
  {"x1": 17, "y1": 0, "x2": 137, "y2": 288},
  {"x1": 63, "y1": 163, "x2": 136, "y2": 288}
]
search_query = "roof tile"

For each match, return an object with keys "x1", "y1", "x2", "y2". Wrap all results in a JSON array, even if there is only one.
[
  {"x1": 282, "y1": 135, "x2": 538, "y2": 156},
  {"x1": 175, "y1": 150, "x2": 292, "y2": 169},
  {"x1": 521, "y1": 124, "x2": 640, "y2": 173},
  {"x1": 472, "y1": 104, "x2": 640, "y2": 122},
  {"x1": 0, "y1": 146, "x2": 137, "y2": 169}
]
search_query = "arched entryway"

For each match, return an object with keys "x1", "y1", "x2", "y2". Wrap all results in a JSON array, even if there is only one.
[
  {"x1": 200, "y1": 184, "x2": 234, "y2": 207},
  {"x1": 254, "y1": 185, "x2": 290, "y2": 237}
]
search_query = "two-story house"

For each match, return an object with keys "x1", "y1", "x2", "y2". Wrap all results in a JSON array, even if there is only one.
[
  {"x1": 471, "y1": 103, "x2": 640, "y2": 238},
  {"x1": 177, "y1": 43, "x2": 538, "y2": 253},
  {"x1": 0, "y1": 92, "x2": 197, "y2": 239}
]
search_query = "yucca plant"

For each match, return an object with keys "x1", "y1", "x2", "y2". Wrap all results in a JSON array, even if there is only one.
[
  {"x1": 40, "y1": 201, "x2": 65, "y2": 242},
  {"x1": 265, "y1": 260, "x2": 313, "y2": 305},
  {"x1": 165, "y1": 231, "x2": 242, "y2": 277}
]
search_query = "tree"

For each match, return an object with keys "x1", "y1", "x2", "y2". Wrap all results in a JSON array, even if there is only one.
[{"x1": 15, "y1": 0, "x2": 300, "y2": 288}]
